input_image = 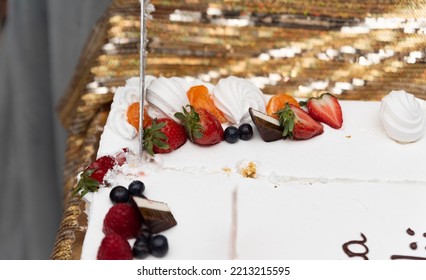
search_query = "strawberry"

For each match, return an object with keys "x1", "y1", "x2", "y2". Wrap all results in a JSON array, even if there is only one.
[
  {"x1": 306, "y1": 93, "x2": 343, "y2": 129},
  {"x1": 97, "y1": 234, "x2": 133, "y2": 260},
  {"x1": 276, "y1": 104, "x2": 324, "y2": 140},
  {"x1": 174, "y1": 106, "x2": 224, "y2": 146},
  {"x1": 103, "y1": 203, "x2": 142, "y2": 239},
  {"x1": 73, "y1": 155, "x2": 116, "y2": 197},
  {"x1": 86, "y1": 155, "x2": 116, "y2": 172},
  {"x1": 143, "y1": 118, "x2": 187, "y2": 156}
]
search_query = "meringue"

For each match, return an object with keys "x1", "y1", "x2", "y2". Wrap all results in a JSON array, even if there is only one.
[
  {"x1": 380, "y1": 90, "x2": 425, "y2": 143},
  {"x1": 146, "y1": 77, "x2": 215, "y2": 121},
  {"x1": 146, "y1": 77, "x2": 189, "y2": 121},
  {"x1": 212, "y1": 76, "x2": 266, "y2": 124}
]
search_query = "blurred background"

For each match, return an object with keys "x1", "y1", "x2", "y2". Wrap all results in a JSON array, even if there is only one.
[
  {"x1": 1, "y1": 0, "x2": 426, "y2": 259},
  {"x1": 0, "y1": 0, "x2": 112, "y2": 259},
  {"x1": 0, "y1": 1, "x2": 5, "y2": 28}
]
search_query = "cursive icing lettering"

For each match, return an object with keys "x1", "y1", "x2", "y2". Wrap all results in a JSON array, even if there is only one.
[{"x1": 342, "y1": 233, "x2": 369, "y2": 260}]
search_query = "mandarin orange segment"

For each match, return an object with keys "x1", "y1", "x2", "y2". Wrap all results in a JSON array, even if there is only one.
[
  {"x1": 187, "y1": 85, "x2": 227, "y2": 123},
  {"x1": 127, "y1": 102, "x2": 152, "y2": 131},
  {"x1": 266, "y1": 94, "x2": 300, "y2": 118}
]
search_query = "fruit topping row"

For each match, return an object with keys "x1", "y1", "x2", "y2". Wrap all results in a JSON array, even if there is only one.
[{"x1": 125, "y1": 77, "x2": 344, "y2": 155}]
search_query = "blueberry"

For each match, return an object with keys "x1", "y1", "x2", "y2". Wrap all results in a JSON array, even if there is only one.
[
  {"x1": 128, "y1": 180, "x2": 145, "y2": 197},
  {"x1": 238, "y1": 123, "x2": 253, "y2": 141},
  {"x1": 132, "y1": 236, "x2": 150, "y2": 259},
  {"x1": 148, "y1": 235, "x2": 169, "y2": 258},
  {"x1": 109, "y1": 186, "x2": 129, "y2": 203},
  {"x1": 224, "y1": 126, "x2": 239, "y2": 143},
  {"x1": 137, "y1": 224, "x2": 152, "y2": 241}
]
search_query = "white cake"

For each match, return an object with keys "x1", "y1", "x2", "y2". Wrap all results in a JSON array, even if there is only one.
[{"x1": 80, "y1": 77, "x2": 426, "y2": 260}]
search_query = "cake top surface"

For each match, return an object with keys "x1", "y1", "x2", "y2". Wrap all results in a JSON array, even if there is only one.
[{"x1": 81, "y1": 77, "x2": 426, "y2": 260}]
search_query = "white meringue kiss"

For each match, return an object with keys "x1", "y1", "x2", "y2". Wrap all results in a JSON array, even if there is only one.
[
  {"x1": 146, "y1": 77, "x2": 189, "y2": 121},
  {"x1": 380, "y1": 90, "x2": 425, "y2": 143},
  {"x1": 212, "y1": 76, "x2": 266, "y2": 125},
  {"x1": 146, "y1": 77, "x2": 214, "y2": 121},
  {"x1": 108, "y1": 76, "x2": 155, "y2": 139}
]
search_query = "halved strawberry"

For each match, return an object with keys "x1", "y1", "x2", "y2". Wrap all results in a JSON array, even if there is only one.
[
  {"x1": 306, "y1": 93, "x2": 343, "y2": 129},
  {"x1": 73, "y1": 155, "x2": 116, "y2": 197},
  {"x1": 175, "y1": 106, "x2": 224, "y2": 146},
  {"x1": 276, "y1": 104, "x2": 324, "y2": 140},
  {"x1": 143, "y1": 118, "x2": 187, "y2": 156},
  {"x1": 86, "y1": 155, "x2": 115, "y2": 173}
]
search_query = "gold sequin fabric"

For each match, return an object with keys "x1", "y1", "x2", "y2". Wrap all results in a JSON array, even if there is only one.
[{"x1": 53, "y1": 0, "x2": 426, "y2": 259}]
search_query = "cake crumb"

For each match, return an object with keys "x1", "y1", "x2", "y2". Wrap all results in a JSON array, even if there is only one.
[
  {"x1": 345, "y1": 135, "x2": 352, "y2": 138},
  {"x1": 222, "y1": 167, "x2": 232, "y2": 173},
  {"x1": 239, "y1": 161, "x2": 257, "y2": 179}
]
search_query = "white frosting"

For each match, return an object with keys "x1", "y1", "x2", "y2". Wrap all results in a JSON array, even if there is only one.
[
  {"x1": 108, "y1": 76, "x2": 155, "y2": 139},
  {"x1": 212, "y1": 76, "x2": 266, "y2": 125},
  {"x1": 381, "y1": 90, "x2": 425, "y2": 143}
]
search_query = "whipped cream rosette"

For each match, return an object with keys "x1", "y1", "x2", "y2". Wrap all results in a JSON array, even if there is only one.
[
  {"x1": 212, "y1": 76, "x2": 267, "y2": 125},
  {"x1": 108, "y1": 76, "x2": 156, "y2": 139},
  {"x1": 380, "y1": 90, "x2": 425, "y2": 143}
]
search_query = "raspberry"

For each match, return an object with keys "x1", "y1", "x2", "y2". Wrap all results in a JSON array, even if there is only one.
[
  {"x1": 103, "y1": 203, "x2": 142, "y2": 239},
  {"x1": 97, "y1": 234, "x2": 133, "y2": 260}
]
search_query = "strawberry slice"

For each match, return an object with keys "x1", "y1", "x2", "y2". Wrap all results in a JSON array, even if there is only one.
[
  {"x1": 276, "y1": 104, "x2": 324, "y2": 140},
  {"x1": 306, "y1": 93, "x2": 343, "y2": 129},
  {"x1": 143, "y1": 118, "x2": 187, "y2": 156},
  {"x1": 175, "y1": 106, "x2": 224, "y2": 146}
]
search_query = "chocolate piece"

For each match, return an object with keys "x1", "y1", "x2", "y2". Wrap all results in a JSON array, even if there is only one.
[
  {"x1": 133, "y1": 196, "x2": 177, "y2": 234},
  {"x1": 249, "y1": 108, "x2": 283, "y2": 142}
]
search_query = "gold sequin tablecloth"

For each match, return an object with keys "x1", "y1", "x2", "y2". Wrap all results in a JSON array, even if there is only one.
[{"x1": 52, "y1": 0, "x2": 426, "y2": 259}]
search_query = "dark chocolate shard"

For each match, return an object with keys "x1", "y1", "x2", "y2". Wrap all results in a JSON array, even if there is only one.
[
  {"x1": 133, "y1": 196, "x2": 177, "y2": 234},
  {"x1": 249, "y1": 108, "x2": 283, "y2": 142}
]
